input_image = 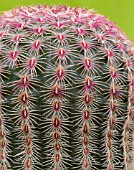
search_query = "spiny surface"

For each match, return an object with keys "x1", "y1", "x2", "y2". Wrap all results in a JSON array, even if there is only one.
[{"x1": 0, "y1": 5, "x2": 134, "y2": 170}]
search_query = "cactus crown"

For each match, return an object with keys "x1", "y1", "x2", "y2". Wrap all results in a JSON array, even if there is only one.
[{"x1": 0, "y1": 5, "x2": 134, "y2": 170}]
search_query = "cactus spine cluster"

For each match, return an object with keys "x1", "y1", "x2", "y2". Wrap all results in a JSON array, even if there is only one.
[{"x1": 0, "y1": 5, "x2": 134, "y2": 170}]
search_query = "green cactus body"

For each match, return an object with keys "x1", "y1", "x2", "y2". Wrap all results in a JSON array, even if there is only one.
[{"x1": 0, "y1": 5, "x2": 133, "y2": 170}]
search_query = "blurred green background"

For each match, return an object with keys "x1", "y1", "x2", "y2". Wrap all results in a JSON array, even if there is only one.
[{"x1": 0, "y1": 0, "x2": 133, "y2": 42}]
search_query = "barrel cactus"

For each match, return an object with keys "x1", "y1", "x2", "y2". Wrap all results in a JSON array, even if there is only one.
[{"x1": 0, "y1": 4, "x2": 134, "y2": 170}]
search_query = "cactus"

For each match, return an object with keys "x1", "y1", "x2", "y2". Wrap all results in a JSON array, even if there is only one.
[{"x1": 0, "y1": 4, "x2": 134, "y2": 170}]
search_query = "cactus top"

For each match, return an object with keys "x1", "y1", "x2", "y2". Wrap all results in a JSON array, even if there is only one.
[
  {"x1": 0, "y1": 5, "x2": 134, "y2": 56},
  {"x1": 0, "y1": 5, "x2": 133, "y2": 48}
]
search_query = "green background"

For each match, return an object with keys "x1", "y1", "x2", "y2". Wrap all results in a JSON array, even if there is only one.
[{"x1": 0, "y1": 0, "x2": 134, "y2": 42}]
